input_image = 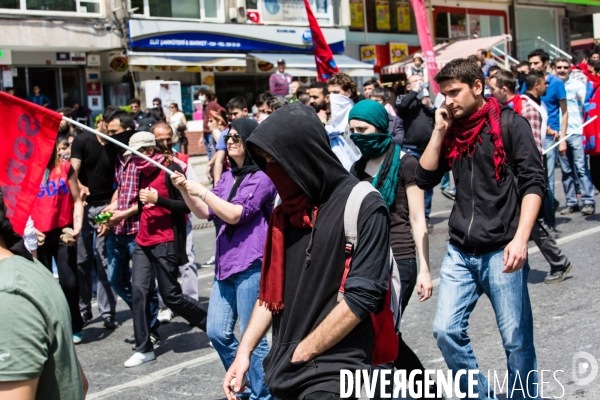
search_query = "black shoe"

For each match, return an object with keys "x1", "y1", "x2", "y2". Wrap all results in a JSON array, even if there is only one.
[
  {"x1": 441, "y1": 188, "x2": 455, "y2": 201},
  {"x1": 560, "y1": 205, "x2": 579, "y2": 215},
  {"x1": 544, "y1": 263, "x2": 574, "y2": 284},
  {"x1": 103, "y1": 316, "x2": 118, "y2": 330},
  {"x1": 124, "y1": 334, "x2": 135, "y2": 344},
  {"x1": 581, "y1": 204, "x2": 595, "y2": 215},
  {"x1": 81, "y1": 313, "x2": 91, "y2": 328}
]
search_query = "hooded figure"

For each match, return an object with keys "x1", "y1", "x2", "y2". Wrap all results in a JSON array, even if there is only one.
[{"x1": 244, "y1": 102, "x2": 390, "y2": 399}]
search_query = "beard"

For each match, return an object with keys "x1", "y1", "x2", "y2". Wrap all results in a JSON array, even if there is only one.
[{"x1": 311, "y1": 101, "x2": 327, "y2": 113}]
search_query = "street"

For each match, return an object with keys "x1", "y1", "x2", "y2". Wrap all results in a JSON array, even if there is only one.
[{"x1": 78, "y1": 166, "x2": 600, "y2": 400}]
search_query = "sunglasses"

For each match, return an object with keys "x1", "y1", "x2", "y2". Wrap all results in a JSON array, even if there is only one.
[
  {"x1": 153, "y1": 103, "x2": 160, "y2": 106},
  {"x1": 224, "y1": 133, "x2": 242, "y2": 143},
  {"x1": 556, "y1": 66, "x2": 569, "y2": 70}
]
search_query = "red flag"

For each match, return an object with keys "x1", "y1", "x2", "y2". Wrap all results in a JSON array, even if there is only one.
[
  {"x1": 410, "y1": 0, "x2": 440, "y2": 94},
  {"x1": 303, "y1": 0, "x2": 340, "y2": 81},
  {"x1": 0, "y1": 91, "x2": 61, "y2": 235}
]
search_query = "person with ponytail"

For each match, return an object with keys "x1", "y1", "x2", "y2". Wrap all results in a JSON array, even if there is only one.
[
  {"x1": 31, "y1": 139, "x2": 85, "y2": 344},
  {"x1": 171, "y1": 118, "x2": 275, "y2": 400},
  {"x1": 348, "y1": 99, "x2": 435, "y2": 397}
]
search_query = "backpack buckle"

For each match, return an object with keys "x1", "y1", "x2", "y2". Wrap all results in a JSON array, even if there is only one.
[{"x1": 345, "y1": 243, "x2": 354, "y2": 257}]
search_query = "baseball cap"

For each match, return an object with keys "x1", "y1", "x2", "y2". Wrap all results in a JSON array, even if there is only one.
[
  {"x1": 277, "y1": 59, "x2": 286, "y2": 64},
  {"x1": 413, "y1": 53, "x2": 424, "y2": 62},
  {"x1": 124, "y1": 131, "x2": 156, "y2": 155}
]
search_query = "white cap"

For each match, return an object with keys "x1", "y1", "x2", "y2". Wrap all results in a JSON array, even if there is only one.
[
  {"x1": 413, "y1": 53, "x2": 424, "y2": 62},
  {"x1": 124, "y1": 131, "x2": 155, "y2": 155}
]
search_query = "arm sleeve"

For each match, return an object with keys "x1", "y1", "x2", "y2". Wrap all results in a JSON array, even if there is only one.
[
  {"x1": 558, "y1": 81, "x2": 567, "y2": 101},
  {"x1": 511, "y1": 115, "x2": 546, "y2": 199},
  {"x1": 0, "y1": 291, "x2": 49, "y2": 381},
  {"x1": 343, "y1": 200, "x2": 390, "y2": 320},
  {"x1": 230, "y1": 173, "x2": 277, "y2": 226},
  {"x1": 216, "y1": 133, "x2": 227, "y2": 151},
  {"x1": 415, "y1": 161, "x2": 449, "y2": 190},
  {"x1": 397, "y1": 90, "x2": 418, "y2": 115},
  {"x1": 70, "y1": 135, "x2": 85, "y2": 161},
  {"x1": 390, "y1": 116, "x2": 405, "y2": 146}
]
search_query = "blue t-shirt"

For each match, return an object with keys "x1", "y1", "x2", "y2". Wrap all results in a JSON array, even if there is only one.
[
  {"x1": 215, "y1": 127, "x2": 229, "y2": 152},
  {"x1": 541, "y1": 74, "x2": 566, "y2": 131}
]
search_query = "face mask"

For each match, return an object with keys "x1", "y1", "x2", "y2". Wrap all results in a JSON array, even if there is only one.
[
  {"x1": 350, "y1": 133, "x2": 392, "y2": 160},
  {"x1": 198, "y1": 95, "x2": 207, "y2": 103},
  {"x1": 260, "y1": 113, "x2": 269, "y2": 121}
]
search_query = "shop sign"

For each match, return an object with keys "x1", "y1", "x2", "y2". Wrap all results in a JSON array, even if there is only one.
[
  {"x1": 360, "y1": 45, "x2": 377, "y2": 65},
  {"x1": 86, "y1": 82, "x2": 101, "y2": 96},
  {"x1": 56, "y1": 52, "x2": 86, "y2": 65},
  {"x1": 2, "y1": 70, "x2": 13, "y2": 87},
  {"x1": 389, "y1": 43, "x2": 409, "y2": 64},
  {"x1": 87, "y1": 54, "x2": 101, "y2": 67},
  {"x1": 259, "y1": 0, "x2": 329, "y2": 24},
  {"x1": 350, "y1": 0, "x2": 364, "y2": 29},
  {"x1": 396, "y1": 2, "x2": 411, "y2": 31},
  {"x1": 376, "y1": 0, "x2": 391, "y2": 31}
]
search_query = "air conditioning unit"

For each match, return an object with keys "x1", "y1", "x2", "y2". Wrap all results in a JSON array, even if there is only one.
[{"x1": 246, "y1": 9, "x2": 262, "y2": 24}]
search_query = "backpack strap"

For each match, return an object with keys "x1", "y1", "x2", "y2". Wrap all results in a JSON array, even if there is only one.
[
  {"x1": 501, "y1": 107, "x2": 516, "y2": 172},
  {"x1": 337, "y1": 181, "x2": 379, "y2": 302}
]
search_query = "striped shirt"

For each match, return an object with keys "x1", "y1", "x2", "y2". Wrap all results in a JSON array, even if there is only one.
[{"x1": 269, "y1": 72, "x2": 292, "y2": 95}]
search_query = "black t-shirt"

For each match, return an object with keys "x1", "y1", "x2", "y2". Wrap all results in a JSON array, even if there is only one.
[
  {"x1": 357, "y1": 153, "x2": 418, "y2": 260},
  {"x1": 70, "y1": 131, "x2": 116, "y2": 204}
]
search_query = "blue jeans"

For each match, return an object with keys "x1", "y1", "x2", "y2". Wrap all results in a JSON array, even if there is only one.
[
  {"x1": 543, "y1": 137, "x2": 558, "y2": 227},
  {"x1": 106, "y1": 232, "x2": 159, "y2": 327},
  {"x1": 559, "y1": 134, "x2": 596, "y2": 207},
  {"x1": 441, "y1": 171, "x2": 451, "y2": 190},
  {"x1": 207, "y1": 261, "x2": 272, "y2": 400},
  {"x1": 433, "y1": 244, "x2": 539, "y2": 399},
  {"x1": 204, "y1": 132, "x2": 215, "y2": 160},
  {"x1": 402, "y1": 147, "x2": 432, "y2": 220}
]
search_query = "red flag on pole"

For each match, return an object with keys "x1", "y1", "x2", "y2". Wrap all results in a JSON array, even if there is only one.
[
  {"x1": 0, "y1": 91, "x2": 62, "y2": 235},
  {"x1": 303, "y1": 0, "x2": 340, "y2": 81},
  {"x1": 410, "y1": 0, "x2": 440, "y2": 94}
]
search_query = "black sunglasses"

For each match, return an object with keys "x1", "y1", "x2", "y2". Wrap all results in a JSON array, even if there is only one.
[{"x1": 224, "y1": 133, "x2": 242, "y2": 143}]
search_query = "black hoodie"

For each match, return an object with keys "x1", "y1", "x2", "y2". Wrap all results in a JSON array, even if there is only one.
[{"x1": 247, "y1": 102, "x2": 390, "y2": 399}]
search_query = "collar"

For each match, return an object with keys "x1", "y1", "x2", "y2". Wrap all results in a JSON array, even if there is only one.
[{"x1": 524, "y1": 92, "x2": 541, "y2": 105}]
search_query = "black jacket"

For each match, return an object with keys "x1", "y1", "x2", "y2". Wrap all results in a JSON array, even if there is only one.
[
  {"x1": 415, "y1": 109, "x2": 545, "y2": 255},
  {"x1": 138, "y1": 162, "x2": 190, "y2": 265},
  {"x1": 247, "y1": 102, "x2": 389, "y2": 399},
  {"x1": 396, "y1": 91, "x2": 435, "y2": 151},
  {"x1": 388, "y1": 114, "x2": 404, "y2": 145}
]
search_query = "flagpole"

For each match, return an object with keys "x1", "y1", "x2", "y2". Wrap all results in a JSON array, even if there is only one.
[
  {"x1": 542, "y1": 116, "x2": 597, "y2": 155},
  {"x1": 63, "y1": 117, "x2": 174, "y2": 176}
]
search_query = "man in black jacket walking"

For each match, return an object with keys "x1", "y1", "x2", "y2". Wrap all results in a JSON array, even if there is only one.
[
  {"x1": 398, "y1": 74, "x2": 436, "y2": 227},
  {"x1": 416, "y1": 58, "x2": 545, "y2": 399}
]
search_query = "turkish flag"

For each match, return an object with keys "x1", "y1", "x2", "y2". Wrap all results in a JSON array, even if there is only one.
[
  {"x1": 303, "y1": 0, "x2": 340, "y2": 81},
  {"x1": 0, "y1": 91, "x2": 62, "y2": 235}
]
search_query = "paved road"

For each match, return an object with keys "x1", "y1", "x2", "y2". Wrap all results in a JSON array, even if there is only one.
[{"x1": 78, "y1": 169, "x2": 600, "y2": 399}]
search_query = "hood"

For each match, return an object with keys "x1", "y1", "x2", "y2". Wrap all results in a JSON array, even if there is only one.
[
  {"x1": 229, "y1": 118, "x2": 259, "y2": 168},
  {"x1": 247, "y1": 102, "x2": 355, "y2": 206}
]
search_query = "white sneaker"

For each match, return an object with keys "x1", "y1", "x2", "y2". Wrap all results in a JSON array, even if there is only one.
[
  {"x1": 124, "y1": 351, "x2": 156, "y2": 368},
  {"x1": 157, "y1": 308, "x2": 173, "y2": 323},
  {"x1": 202, "y1": 255, "x2": 215, "y2": 266}
]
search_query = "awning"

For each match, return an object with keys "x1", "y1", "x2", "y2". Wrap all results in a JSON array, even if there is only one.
[
  {"x1": 128, "y1": 52, "x2": 247, "y2": 67},
  {"x1": 382, "y1": 34, "x2": 511, "y2": 75},
  {"x1": 250, "y1": 53, "x2": 374, "y2": 77}
]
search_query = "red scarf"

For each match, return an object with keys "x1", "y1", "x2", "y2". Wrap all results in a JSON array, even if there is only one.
[
  {"x1": 503, "y1": 93, "x2": 522, "y2": 115},
  {"x1": 131, "y1": 153, "x2": 169, "y2": 176},
  {"x1": 441, "y1": 97, "x2": 506, "y2": 180},
  {"x1": 259, "y1": 163, "x2": 318, "y2": 313}
]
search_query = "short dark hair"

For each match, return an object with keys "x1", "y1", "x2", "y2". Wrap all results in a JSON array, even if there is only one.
[
  {"x1": 106, "y1": 110, "x2": 135, "y2": 131},
  {"x1": 491, "y1": 70, "x2": 516, "y2": 94},
  {"x1": 102, "y1": 105, "x2": 122, "y2": 122},
  {"x1": 152, "y1": 97, "x2": 162, "y2": 106},
  {"x1": 591, "y1": 60, "x2": 600, "y2": 73},
  {"x1": 57, "y1": 107, "x2": 74, "y2": 119},
  {"x1": 266, "y1": 96, "x2": 289, "y2": 111},
  {"x1": 370, "y1": 87, "x2": 391, "y2": 101},
  {"x1": 256, "y1": 92, "x2": 274, "y2": 108},
  {"x1": 518, "y1": 61, "x2": 529, "y2": 69},
  {"x1": 525, "y1": 70, "x2": 545, "y2": 91},
  {"x1": 554, "y1": 56, "x2": 571, "y2": 66},
  {"x1": 197, "y1": 88, "x2": 214, "y2": 101},
  {"x1": 434, "y1": 57, "x2": 485, "y2": 88},
  {"x1": 328, "y1": 73, "x2": 358, "y2": 102},
  {"x1": 488, "y1": 65, "x2": 501, "y2": 76},
  {"x1": 130, "y1": 98, "x2": 141, "y2": 106},
  {"x1": 227, "y1": 96, "x2": 247, "y2": 111},
  {"x1": 528, "y1": 49, "x2": 550, "y2": 63},
  {"x1": 309, "y1": 81, "x2": 328, "y2": 95},
  {"x1": 572, "y1": 50, "x2": 588, "y2": 65},
  {"x1": 363, "y1": 78, "x2": 380, "y2": 88}
]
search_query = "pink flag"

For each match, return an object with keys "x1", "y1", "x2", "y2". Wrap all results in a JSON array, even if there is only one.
[{"x1": 410, "y1": 0, "x2": 440, "y2": 94}]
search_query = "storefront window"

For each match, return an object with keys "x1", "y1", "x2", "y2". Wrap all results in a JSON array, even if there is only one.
[
  {"x1": 0, "y1": 0, "x2": 19, "y2": 9},
  {"x1": 435, "y1": 10, "x2": 505, "y2": 41},
  {"x1": 1, "y1": 0, "x2": 101, "y2": 14},
  {"x1": 203, "y1": 0, "x2": 219, "y2": 19},
  {"x1": 26, "y1": 0, "x2": 76, "y2": 11},
  {"x1": 149, "y1": 0, "x2": 200, "y2": 18}
]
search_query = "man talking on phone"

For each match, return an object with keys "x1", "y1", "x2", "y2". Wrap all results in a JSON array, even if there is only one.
[{"x1": 415, "y1": 58, "x2": 545, "y2": 399}]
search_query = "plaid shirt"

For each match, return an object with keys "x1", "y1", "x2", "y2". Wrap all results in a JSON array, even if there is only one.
[
  {"x1": 520, "y1": 98, "x2": 543, "y2": 156},
  {"x1": 113, "y1": 154, "x2": 140, "y2": 235}
]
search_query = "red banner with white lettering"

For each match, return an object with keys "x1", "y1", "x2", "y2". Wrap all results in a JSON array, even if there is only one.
[
  {"x1": 303, "y1": 0, "x2": 340, "y2": 81},
  {"x1": 0, "y1": 91, "x2": 61, "y2": 235},
  {"x1": 409, "y1": 0, "x2": 440, "y2": 94}
]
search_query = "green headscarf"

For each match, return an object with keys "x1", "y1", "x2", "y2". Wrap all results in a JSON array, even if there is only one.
[{"x1": 348, "y1": 100, "x2": 401, "y2": 209}]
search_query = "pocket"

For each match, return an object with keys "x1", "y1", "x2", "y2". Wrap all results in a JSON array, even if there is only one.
[
  {"x1": 264, "y1": 342, "x2": 317, "y2": 397},
  {"x1": 471, "y1": 204, "x2": 505, "y2": 244}
]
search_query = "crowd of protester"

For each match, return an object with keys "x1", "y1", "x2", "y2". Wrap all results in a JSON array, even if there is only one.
[{"x1": 1, "y1": 45, "x2": 599, "y2": 400}]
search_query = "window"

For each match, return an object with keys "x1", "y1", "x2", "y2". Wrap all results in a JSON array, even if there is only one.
[
  {"x1": 434, "y1": 8, "x2": 506, "y2": 42},
  {"x1": 0, "y1": 0, "x2": 102, "y2": 15},
  {"x1": 350, "y1": 0, "x2": 416, "y2": 34},
  {"x1": 131, "y1": 0, "x2": 223, "y2": 21}
]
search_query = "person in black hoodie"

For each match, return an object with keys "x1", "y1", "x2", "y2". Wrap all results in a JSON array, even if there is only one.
[
  {"x1": 221, "y1": 102, "x2": 390, "y2": 400},
  {"x1": 397, "y1": 73, "x2": 436, "y2": 228},
  {"x1": 416, "y1": 58, "x2": 545, "y2": 398}
]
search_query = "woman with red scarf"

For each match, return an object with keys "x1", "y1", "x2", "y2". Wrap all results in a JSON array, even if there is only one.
[{"x1": 123, "y1": 131, "x2": 207, "y2": 368}]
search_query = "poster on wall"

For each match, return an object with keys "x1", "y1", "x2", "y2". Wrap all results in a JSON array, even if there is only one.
[
  {"x1": 200, "y1": 67, "x2": 215, "y2": 92},
  {"x1": 389, "y1": 43, "x2": 409, "y2": 64},
  {"x1": 360, "y1": 45, "x2": 377, "y2": 65},
  {"x1": 350, "y1": 0, "x2": 364, "y2": 29},
  {"x1": 396, "y1": 2, "x2": 411, "y2": 31},
  {"x1": 108, "y1": 51, "x2": 129, "y2": 72},
  {"x1": 376, "y1": 0, "x2": 391, "y2": 30}
]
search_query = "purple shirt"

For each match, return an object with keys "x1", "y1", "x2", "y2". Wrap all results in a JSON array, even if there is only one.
[{"x1": 209, "y1": 170, "x2": 277, "y2": 280}]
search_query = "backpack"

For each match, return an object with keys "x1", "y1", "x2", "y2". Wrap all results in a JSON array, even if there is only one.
[{"x1": 337, "y1": 181, "x2": 402, "y2": 366}]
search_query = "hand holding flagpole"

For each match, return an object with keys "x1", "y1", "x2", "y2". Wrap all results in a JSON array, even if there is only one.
[
  {"x1": 63, "y1": 117, "x2": 174, "y2": 176},
  {"x1": 542, "y1": 116, "x2": 597, "y2": 155}
]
